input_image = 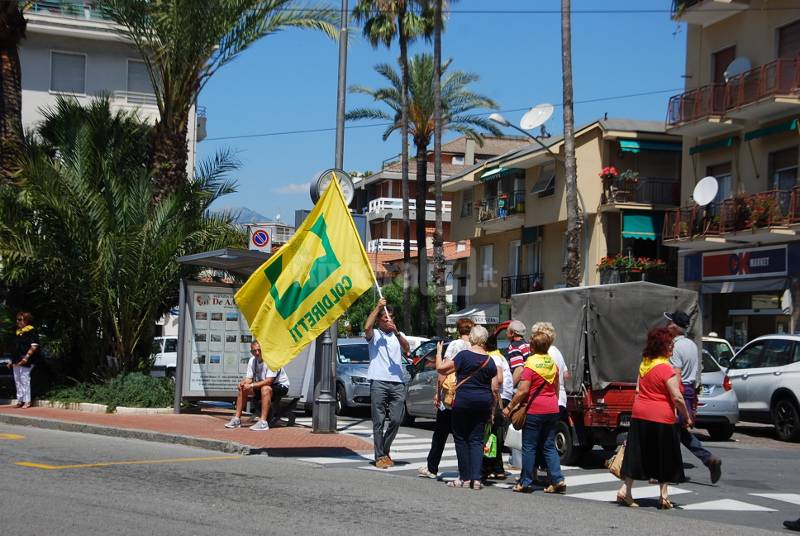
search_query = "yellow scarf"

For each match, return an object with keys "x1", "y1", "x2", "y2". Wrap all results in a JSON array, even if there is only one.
[
  {"x1": 16, "y1": 324, "x2": 34, "y2": 337},
  {"x1": 639, "y1": 356, "x2": 671, "y2": 377},
  {"x1": 524, "y1": 353, "x2": 557, "y2": 384}
]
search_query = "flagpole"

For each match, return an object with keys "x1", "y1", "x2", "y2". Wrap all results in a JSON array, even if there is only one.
[{"x1": 313, "y1": 0, "x2": 349, "y2": 434}]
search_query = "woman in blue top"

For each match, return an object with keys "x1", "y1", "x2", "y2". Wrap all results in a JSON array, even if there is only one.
[{"x1": 436, "y1": 325, "x2": 501, "y2": 490}]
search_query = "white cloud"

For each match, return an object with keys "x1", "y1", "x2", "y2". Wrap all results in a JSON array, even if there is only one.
[{"x1": 272, "y1": 182, "x2": 310, "y2": 195}]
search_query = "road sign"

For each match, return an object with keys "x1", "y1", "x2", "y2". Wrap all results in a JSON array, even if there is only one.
[{"x1": 249, "y1": 226, "x2": 272, "y2": 252}]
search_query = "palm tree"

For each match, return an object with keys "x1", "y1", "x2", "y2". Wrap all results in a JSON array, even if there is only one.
[
  {"x1": 346, "y1": 54, "x2": 501, "y2": 333},
  {"x1": 0, "y1": 97, "x2": 243, "y2": 376},
  {"x1": 431, "y1": 0, "x2": 445, "y2": 335},
  {"x1": 352, "y1": 0, "x2": 430, "y2": 334},
  {"x1": 0, "y1": 2, "x2": 28, "y2": 182},
  {"x1": 561, "y1": 0, "x2": 582, "y2": 286},
  {"x1": 101, "y1": 0, "x2": 338, "y2": 199}
]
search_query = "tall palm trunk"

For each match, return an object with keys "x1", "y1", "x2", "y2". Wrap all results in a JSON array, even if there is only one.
[
  {"x1": 398, "y1": 5, "x2": 413, "y2": 333},
  {"x1": 415, "y1": 139, "x2": 429, "y2": 334},
  {"x1": 151, "y1": 103, "x2": 191, "y2": 199},
  {"x1": 0, "y1": 6, "x2": 26, "y2": 182},
  {"x1": 432, "y1": 0, "x2": 445, "y2": 336},
  {"x1": 561, "y1": 0, "x2": 581, "y2": 286}
]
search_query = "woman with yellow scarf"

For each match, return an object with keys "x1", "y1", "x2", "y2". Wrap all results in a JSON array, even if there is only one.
[
  {"x1": 503, "y1": 331, "x2": 564, "y2": 494},
  {"x1": 8, "y1": 312, "x2": 40, "y2": 408},
  {"x1": 617, "y1": 327, "x2": 691, "y2": 509}
]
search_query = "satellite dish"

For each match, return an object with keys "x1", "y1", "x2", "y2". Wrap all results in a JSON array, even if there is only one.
[
  {"x1": 724, "y1": 57, "x2": 751, "y2": 82},
  {"x1": 693, "y1": 176, "x2": 719, "y2": 207},
  {"x1": 520, "y1": 103, "x2": 554, "y2": 130}
]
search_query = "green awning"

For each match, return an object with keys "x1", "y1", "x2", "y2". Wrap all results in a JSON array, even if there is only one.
[
  {"x1": 622, "y1": 212, "x2": 664, "y2": 240},
  {"x1": 480, "y1": 167, "x2": 523, "y2": 182},
  {"x1": 689, "y1": 136, "x2": 737, "y2": 155},
  {"x1": 619, "y1": 140, "x2": 682, "y2": 153},
  {"x1": 744, "y1": 118, "x2": 799, "y2": 142}
]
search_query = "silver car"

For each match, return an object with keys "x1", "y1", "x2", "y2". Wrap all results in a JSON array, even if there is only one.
[
  {"x1": 696, "y1": 345, "x2": 739, "y2": 440},
  {"x1": 335, "y1": 337, "x2": 412, "y2": 416},
  {"x1": 405, "y1": 341, "x2": 448, "y2": 421}
]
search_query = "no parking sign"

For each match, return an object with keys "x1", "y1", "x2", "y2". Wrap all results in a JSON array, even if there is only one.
[{"x1": 248, "y1": 225, "x2": 272, "y2": 252}]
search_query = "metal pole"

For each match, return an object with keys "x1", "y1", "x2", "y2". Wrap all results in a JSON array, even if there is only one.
[
  {"x1": 313, "y1": 0, "x2": 348, "y2": 434},
  {"x1": 173, "y1": 280, "x2": 186, "y2": 414}
]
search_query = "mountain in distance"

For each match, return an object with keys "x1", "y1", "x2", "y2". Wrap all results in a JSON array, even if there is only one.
[{"x1": 215, "y1": 206, "x2": 269, "y2": 226}]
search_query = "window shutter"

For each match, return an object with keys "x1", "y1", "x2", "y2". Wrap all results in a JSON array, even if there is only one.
[
  {"x1": 778, "y1": 19, "x2": 800, "y2": 59},
  {"x1": 51, "y1": 52, "x2": 85, "y2": 94}
]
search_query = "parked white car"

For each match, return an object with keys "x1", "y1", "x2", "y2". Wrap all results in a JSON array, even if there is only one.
[
  {"x1": 720, "y1": 334, "x2": 800, "y2": 442},
  {"x1": 150, "y1": 336, "x2": 178, "y2": 378},
  {"x1": 697, "y1": 336, "x2": 739, "y2": 440}
]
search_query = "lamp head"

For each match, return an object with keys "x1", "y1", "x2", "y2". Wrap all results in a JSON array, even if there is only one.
[{"x1": 488, "y1": 113, "x2": 510, "y2": 127}]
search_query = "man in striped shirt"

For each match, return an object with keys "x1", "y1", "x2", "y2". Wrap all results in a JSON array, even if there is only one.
[{"x1": 506, "y1": 320, "x2": 530, "y2": 384}]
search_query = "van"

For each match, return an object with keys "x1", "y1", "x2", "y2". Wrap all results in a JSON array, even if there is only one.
[{"x1": 150, "y1": 336, "x2": 178, "y2": 378}]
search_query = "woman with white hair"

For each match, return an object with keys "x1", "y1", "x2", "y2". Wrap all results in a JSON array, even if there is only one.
[{"x1": 436, "y1": 325, "x2": 501, "y2": 490}]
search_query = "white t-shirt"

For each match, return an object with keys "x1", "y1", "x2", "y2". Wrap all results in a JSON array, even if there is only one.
[
  {"x1": 489, "y1": 351, "x2": 514, "y2": 401},
  {"x1": 366, "y1": 328, "x2": 405, "y2": 383},
  {"x1": 444, "y1": 338, "x2": 470, "y2": 360},
  {"x1": 548, "y1": 345, "x2": 567, "y2": 408},
  {"x1": 245, "y1": 357, "x2": 289, "y2": 387}
]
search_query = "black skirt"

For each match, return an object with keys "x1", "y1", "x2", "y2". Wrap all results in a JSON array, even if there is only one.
[{"x1": 621, "y1": 417, "x2": 685, "y2": 484}]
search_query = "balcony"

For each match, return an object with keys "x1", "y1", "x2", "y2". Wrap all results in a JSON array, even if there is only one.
[
  {"x1": 476, "y1": 190, "x2": 525, "y2": 234},
  {"x1": 365, "y1": 197, "x2": 451, "y2": 223},
  {"x1": 29, "y1": 0, "x2": 111, "y2": 21},
  {"x1": 367, "y1": 238, "x2": 418, "y2": 253},
  {"x1": 501, "y1": 273, "x2": 544, "y2": 300},
  {"x1": 663, "y1": 188, "x2": 800, "y2": 249},
  {"x1": 671, "y1": 0, "x2": 749, "y2": 27},
  {"x1": 667, "y1": 58, "x2": 800, "y2": 135},
  {"x1": 600, "y1": 177, "x2": 680, "y2": 211}
]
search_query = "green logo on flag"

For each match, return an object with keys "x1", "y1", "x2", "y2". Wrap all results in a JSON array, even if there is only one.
[{"x1": 265, "y1": 215, "x2": 341, "y2": 319}]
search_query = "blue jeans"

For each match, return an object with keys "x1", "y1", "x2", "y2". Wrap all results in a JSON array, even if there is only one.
[
  {"x1": 451, "y1": 407, "x2": 487, "y2": 482},
  {"x1": 679, "y1": 384, "x2": 714, "y2": 466},
  {"x1": 520, "y1": 412, "x2": 564, "y2": 487}
]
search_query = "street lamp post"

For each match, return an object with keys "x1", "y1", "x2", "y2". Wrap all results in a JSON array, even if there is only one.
[
  {"x1": 312, "y1": 0, "x2": 349, "y2": 434},
  {"x1": 489, "y1": 112, "x2": 591, "y2": 285}
]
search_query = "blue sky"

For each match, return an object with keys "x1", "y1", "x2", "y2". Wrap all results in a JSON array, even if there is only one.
[{"x1": 198, "y1": 0, "x2": 687, "y2": 221}]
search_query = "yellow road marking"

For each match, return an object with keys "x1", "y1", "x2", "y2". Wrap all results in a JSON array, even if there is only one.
[
  {"x1": 15, "y1": 455, "x2": 242, "y2": 470},
  {"x1": 0, "y1": 433, "x2": 25, "y2": 440}
]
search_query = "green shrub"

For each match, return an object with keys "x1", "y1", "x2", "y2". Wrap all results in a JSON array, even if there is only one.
[{"x1": 45, "y1": 373, "x2": 174, "y2": 412}]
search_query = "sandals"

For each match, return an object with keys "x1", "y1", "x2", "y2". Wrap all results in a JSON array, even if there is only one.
[
  {"x1": 616, "y1": 493, "x2": 639, "y2": 507},
  {"x1": 446, "y1": 479, "x2": 468, "y2": 488},
  {"x1": 658, "y1": 498, "x2": 674, "y2": 510},
  {"x1": 471, "y1": 481, "x2": 483, "y2": 490},
  {"x1": 544, "y1": 481, "x2": 567, "y2": 494},
  {"x1": 512, "y1": 483, "x2": 533, "y2": 493},
  {"x1": 489, "y1": 471, "x2": 507, "y2": 480}
]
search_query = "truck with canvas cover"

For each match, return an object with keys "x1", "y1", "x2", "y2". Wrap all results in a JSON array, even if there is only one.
[{"x1": 511, "y1": 281, "x2": 701, "y2": 465}]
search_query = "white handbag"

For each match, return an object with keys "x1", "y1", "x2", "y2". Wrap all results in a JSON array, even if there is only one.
[{"x1": 505, "y1": 425, "x2": 522, "y2": 451}]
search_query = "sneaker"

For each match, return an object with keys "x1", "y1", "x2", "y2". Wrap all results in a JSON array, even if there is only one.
[
  {"x1": 224, "y1": 417, "x2": 241, "y2": 429},
  {"x1": 708, "y1": 457, "x2": 722, "y2": 484},
  {"x1": 417, "y1": 467, "x2": 438, "y2": 479},
  {"x1": 250, "y1": 420, "x2": 270, "y2": 431},
  {"x1": 375, "y1": 456, "x2": 392, "y2": 469},
  {"x1": 784, "y1": 518, "x2": 800, "y2": 532}
]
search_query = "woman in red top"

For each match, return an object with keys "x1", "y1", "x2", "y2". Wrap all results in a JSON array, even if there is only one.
[
  {"x1": 503, "y1": 331, "x2": 564, "y2": 494},
  {"x1": 618, "y1": 327, "x2": 691, "y2": 509}
]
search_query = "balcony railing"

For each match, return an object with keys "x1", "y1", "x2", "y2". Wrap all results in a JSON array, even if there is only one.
[
  {"x1": 663, "y1": 188, "x2": 800, "y2": 240},
  {"x1": 501, "y1": 273, "x2": 544, "y2": 299},
  {"x1": 477, "y1": 190, "x2": 526, "y2": 223},
  {"x1": 667, "y1": 57, "x2": 800, "y2": 127},
  {"x1": 367, "y1": 197, "x2": 451, "y2": 215},
  {"x1": 367, "y1": 238, "x2": 418, "y2": 253},
  {"x1": 604, "y1": 178, "x2": 680, "y2": 206},
  {"x1": 29, "y1": 0, "x2": 111, "y2": 21}
]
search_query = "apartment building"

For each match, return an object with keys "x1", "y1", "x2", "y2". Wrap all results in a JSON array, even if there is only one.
[
  {"x1": 20, "y1": 1, "x2": 205, "y2": 170},
  {"x1": 663, "y1": 0, "x2": 800, "y2": 345},
  {"x1": 444, "y1": 119, "x2": 682, "y2": 325}
]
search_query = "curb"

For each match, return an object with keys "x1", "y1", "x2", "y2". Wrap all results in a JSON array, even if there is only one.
[
  {"x1": 1, "y1": 399, "x2": 173, "y2": 415},
  {"x1": 0, "y1": 413, "x2": 252, "y2": 455}
]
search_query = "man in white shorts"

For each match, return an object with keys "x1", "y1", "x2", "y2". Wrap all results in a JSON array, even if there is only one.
[{"x1": 225, "y1": 341, "x2": 289, "y2": 431}]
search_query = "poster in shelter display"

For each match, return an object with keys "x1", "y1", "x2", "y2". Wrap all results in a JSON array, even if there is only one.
[{"x1": 187, "y1": 287, "x2": 253, "y2": 393}]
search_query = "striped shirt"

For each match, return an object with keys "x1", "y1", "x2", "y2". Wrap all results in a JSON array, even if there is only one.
[{"x1": 507, "y1": 338, "x2": 530, "y2": 371}]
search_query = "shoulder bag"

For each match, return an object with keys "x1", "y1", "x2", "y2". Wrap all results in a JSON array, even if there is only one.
[
  {"x1": 444, "y1": 356, "x2": 490, "y2": 408},
  {"x1": 508, "y1": 381, "x2": 546, "y2": 431}
]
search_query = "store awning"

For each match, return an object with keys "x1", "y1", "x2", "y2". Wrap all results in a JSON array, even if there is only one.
[
  {"x1": 689, "y1": 136, "x2": 737, "y2": 155},
  {"x1": 619, "y1": 140, "x2": 682, "y2": 153},
  {"x1": 744, "y1": 118, "x2": 799, "y2": 142},
  {"x1": 479, "y1": 167, "x2": 522, "y2": 182},
  {"x1": 446, "y1": 303, "x2": 500, "y2": 325},
  {"x1": 700, "y1": 277, "x2": 787, "y2": 294},
  {"x1": 622, "y1": 212, "x2": 663, "y2": 240}
]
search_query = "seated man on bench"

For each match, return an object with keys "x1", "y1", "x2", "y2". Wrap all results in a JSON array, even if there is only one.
[{"x1": 225, "y1": 341, "x2": 289, "y2": 431}]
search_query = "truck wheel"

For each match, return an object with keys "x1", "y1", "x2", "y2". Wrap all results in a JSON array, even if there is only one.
[
  {"x1": 772, "y1": 397, "x2": 800, "y2": 442},
  {"x1": 555, "y1": 420, "x2": 583, "y2": 466},
  {"x1": 335, "y1": 384, "x2": 346, "y2": 416},
  {"x1": 706, "y1": 423, "x2": 735, "y2": 441}
]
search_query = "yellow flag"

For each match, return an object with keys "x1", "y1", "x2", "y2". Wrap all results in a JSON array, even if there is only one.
[{"x1": 235, "y1": 177, "x2": 374, "y2": 369}]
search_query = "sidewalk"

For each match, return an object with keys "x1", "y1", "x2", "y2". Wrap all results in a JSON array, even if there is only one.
[{"x1": 0, "y1": 404, "x2": 372, "y2": 456}]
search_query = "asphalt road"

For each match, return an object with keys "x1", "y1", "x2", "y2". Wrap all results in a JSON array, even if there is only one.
[{"x1": 0, "y1": 422, "x2": 796, "y2": 536}]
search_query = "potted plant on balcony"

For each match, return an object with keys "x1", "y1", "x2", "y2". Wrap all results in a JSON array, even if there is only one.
[
  {"x1": 732, "y1": 193, "x2": 752, "y2": 231},
  {"x1": 748, "y1": 195, "x2": 780, "y2": 228},
  {"x1": 619, "y1": 169, "x2": 640, "y2": 195},
  {"x1": 641, "y1": 257, "x2": 667, "y2": 283},
  {"x1": 599, "y1": 166, "x2": 619, "y2": 203}
]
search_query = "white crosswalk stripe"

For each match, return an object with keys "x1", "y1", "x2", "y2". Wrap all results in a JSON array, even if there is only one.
[
  {"x1": 750, "y1": 493, "x2": 800, "y2": 506},
  {"x1": 681, "y1": 499, "x2": 776, "y2": 512}
]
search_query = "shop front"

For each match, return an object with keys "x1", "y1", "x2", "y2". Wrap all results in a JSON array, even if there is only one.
[{"x1": 684, "y1": 244, "x2": 800, "y2": 348}]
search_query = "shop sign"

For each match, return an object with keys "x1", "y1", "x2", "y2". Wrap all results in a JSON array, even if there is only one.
[{"x1": 702, "y1": 245, "x2": 787, "y2": 281}]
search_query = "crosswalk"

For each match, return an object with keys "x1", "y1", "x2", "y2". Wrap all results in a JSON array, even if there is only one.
[{"x1": 291, "y1": 417, "x2": 800, "y2": 514}]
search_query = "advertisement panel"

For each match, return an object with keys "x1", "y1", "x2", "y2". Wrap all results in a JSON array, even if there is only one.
[{"x1": 702, "y1": 245, "x2": 788, "y2": 281}]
